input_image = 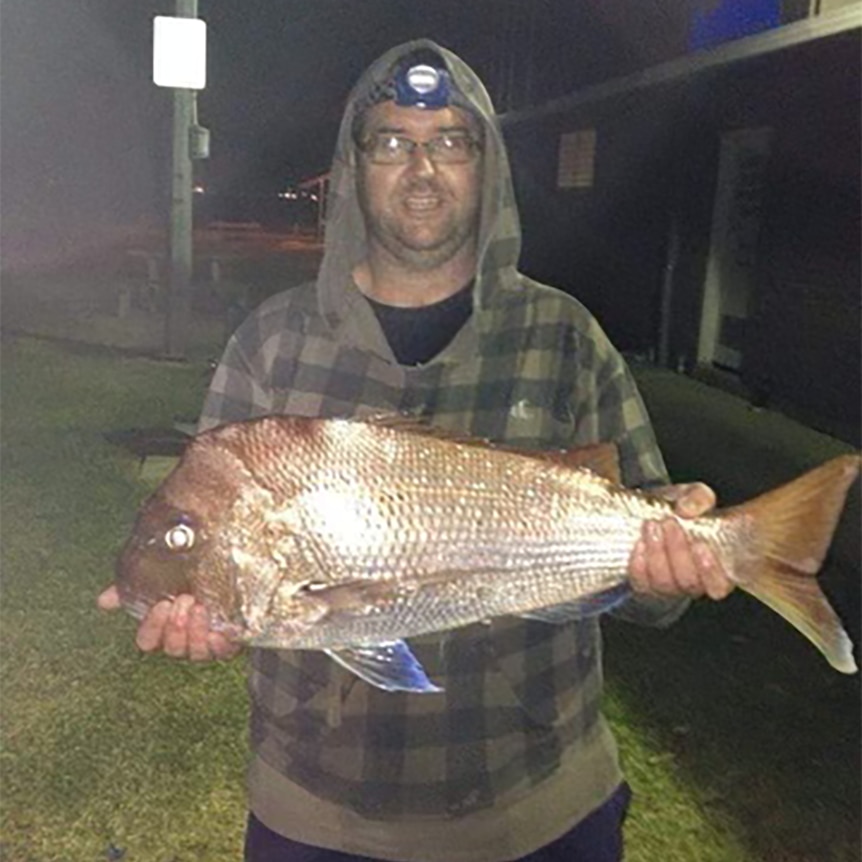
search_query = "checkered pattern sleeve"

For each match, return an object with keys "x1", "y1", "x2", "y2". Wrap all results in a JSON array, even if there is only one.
[
  {"x1": 588, "y1": 334, "x2": 691, "y2": 628},
  {"x1": 198, "y1": 312, "x2": 278, "y2": 433}
]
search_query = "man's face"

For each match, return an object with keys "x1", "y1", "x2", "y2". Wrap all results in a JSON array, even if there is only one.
[{"x1": 355, "y1": 101, "x2": 483, "y2": 272}]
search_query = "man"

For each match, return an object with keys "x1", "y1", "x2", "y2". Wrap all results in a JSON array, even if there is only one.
[{"x1": 99, "y1": 40, "x2": 732, "y2": 861}]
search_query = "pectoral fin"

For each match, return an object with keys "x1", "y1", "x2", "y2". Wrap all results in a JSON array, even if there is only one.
[{"x1": 326, "y1": 641, "x2": 443, "y2": 693}]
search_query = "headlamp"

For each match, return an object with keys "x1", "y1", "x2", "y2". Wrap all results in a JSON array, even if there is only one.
[{"x1": 394, "y1": 62, "x2": 452, "y2": 109}]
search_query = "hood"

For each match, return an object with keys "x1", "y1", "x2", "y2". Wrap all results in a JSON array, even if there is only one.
[{"x1": 316, "y1": 39, "x2": 523, "y2": 325}]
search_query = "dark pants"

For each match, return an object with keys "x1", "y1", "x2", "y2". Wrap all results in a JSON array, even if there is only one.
[{"x1": 245, "y1": 783, "x2": 632, "y2": 862}]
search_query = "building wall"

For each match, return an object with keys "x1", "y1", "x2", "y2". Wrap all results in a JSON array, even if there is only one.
[
  {"x1": 507, "y1": 97, "x2": 682, "y2": 352},
  {"x1": 746, "y1": 41, "x2": 861, "y2": 440},
  {"x1": 506, "y1": 30, "x2": 860, "y2": 440}
]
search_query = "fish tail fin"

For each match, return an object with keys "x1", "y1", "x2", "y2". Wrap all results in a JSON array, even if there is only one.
[{"x1": 731, "y1": 454, "x2": 860, "y2": 674}]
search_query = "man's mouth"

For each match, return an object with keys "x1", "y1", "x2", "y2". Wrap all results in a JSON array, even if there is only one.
[{"x1": 403, "y1": 194, "x2": 442, "y2": 213}]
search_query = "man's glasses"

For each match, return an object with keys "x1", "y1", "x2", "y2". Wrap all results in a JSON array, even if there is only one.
[{"x1": 359, "y1": 131, "x2": 482, "y2": 165}]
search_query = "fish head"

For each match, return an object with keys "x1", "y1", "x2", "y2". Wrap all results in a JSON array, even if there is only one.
[
  {"x1": 114, "y1": 435, "x2": 254, "y2": 626},
  {"x1": 115, "y1": 497, "x2": 201, "y2": 618}
]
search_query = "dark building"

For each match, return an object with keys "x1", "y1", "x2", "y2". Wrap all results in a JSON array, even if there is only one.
[{"x1": 501, "y1": 5, "x2": 861, "y2": 443}]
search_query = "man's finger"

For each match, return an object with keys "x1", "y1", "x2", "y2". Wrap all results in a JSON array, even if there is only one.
[
  {"x1": 642, "y1": 520, "x2": 676, "y2": 594},
  {"x1": 694, "y1": 543, "x2": 735, "y2": 600},
  {"x1": 662, "y1": 519, "x2": 702, "y2": 594},
  {"x1": 628, "y1": 538, "x2": 649, "y2": 591},
  {"x1": 187, "y1": 604, "x2": 213, "y2": 662},
  {"x1": 673, "y1": 482, "x2": 716, "y2": 519},
  {"x1": 97, "y1": 585, "x2": 121, "y2": 611},
  {"x1": 136, "y1": 600, "x2": 173, "y2": 652},
  {"x1": 163, "y1": 595, "x2": 196, "y2": 658},
  {"x1": 208, "y1": 633, "x2": 243, "y2": 661}
]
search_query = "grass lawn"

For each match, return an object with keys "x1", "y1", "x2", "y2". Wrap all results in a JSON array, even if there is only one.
[{"x1": 1, "y1": 336, "x2": 858, "y2": 861}]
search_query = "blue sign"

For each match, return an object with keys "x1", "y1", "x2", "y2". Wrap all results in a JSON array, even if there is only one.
[{"x1": 690, "y1": 0, "x2": 781, "y2": 51}]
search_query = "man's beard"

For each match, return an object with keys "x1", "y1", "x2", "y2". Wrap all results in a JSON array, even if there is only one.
[{"x1": 369, "y1": 211, "x2": 479, "y2": 271}]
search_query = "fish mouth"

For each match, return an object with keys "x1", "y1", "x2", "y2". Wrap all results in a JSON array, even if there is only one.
[
  {"x1": 116, "y1": 584, "x2": 245, "y2": 641},
  {"x1": 116, "y1": 590, "x2": 160, "y2": 621},
  {"x1": 115, "y1": 571, "x2": 179, "y2": 620}
]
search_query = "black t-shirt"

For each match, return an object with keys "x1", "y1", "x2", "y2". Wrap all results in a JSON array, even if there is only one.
[{"x1": 365, "y1": 281, "x2": 473, "y2": 366}]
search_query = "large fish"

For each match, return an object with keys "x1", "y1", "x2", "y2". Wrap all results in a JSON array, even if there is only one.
[{"x1": 114, "y1": 415, "x2": 860, "y2": 692}]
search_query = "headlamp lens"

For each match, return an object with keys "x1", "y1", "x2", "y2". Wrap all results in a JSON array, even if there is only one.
[
  {"x1": 406, "y1": 65, "x2": 441, "y2": 95},
  {"x1": 395, "y1": 62, "x2": 451, "y2": 109}
]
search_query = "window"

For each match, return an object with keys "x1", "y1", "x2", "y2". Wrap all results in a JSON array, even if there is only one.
[{"x1": 557, "y1": 129, "x2": 597, "y2": 189}]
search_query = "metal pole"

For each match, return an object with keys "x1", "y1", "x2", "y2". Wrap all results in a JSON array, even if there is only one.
[{"x1": 165, "y1": 0, "x2": 198, "y2": 358}]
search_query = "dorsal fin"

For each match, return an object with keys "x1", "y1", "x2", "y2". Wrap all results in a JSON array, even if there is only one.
[
  {"x1": 522, "y1": 442, "x2": 620, "y2": 484},
  {"x1": 359, "y1": 414, "x2": 620, "y2": 484}
]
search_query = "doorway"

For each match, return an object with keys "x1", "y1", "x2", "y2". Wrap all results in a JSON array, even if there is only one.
[{"x1": 697, "y1": 127, "x2": 772, "y2": 371}]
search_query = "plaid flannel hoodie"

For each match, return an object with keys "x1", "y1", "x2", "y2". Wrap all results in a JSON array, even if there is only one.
[{"x1": 199, "y1": 39, "x2": 686, "y2": 862}]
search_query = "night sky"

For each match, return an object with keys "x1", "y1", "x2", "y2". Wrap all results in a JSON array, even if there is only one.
[{"x1": 1, "y1": 0, "x2": 691, "y2": 268}]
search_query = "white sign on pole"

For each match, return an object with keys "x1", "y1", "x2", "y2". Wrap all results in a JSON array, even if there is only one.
[{"x1": 153, "y1": 16, "x2": 207, "y2": 89}]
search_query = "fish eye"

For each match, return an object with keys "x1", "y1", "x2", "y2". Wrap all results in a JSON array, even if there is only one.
[{"x1": 164, "y1": 523, "x2": 195, "y2": 552}]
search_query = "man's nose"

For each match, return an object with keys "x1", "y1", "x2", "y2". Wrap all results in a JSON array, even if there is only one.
[{"x1": 405, "y1": 144, "x2": 437, "y2": 176}]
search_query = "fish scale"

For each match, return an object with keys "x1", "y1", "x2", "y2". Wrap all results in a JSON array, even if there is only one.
[{"x1": 114, "y1": 415, "x2": 860, "y2": 692}]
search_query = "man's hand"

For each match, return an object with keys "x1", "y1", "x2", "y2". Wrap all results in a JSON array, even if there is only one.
[
  {"x1": 628, "y1": 482, "x2": 734, "y2": 601},
  {"x1": 97, "y1": 586, "x2": 242, "y2": 661}
]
